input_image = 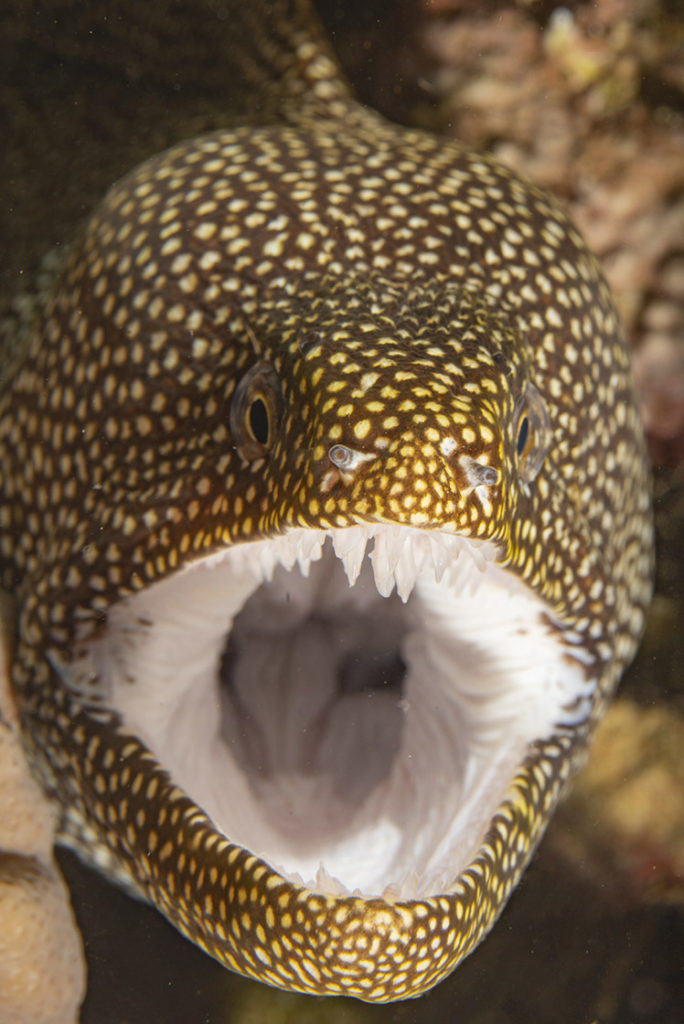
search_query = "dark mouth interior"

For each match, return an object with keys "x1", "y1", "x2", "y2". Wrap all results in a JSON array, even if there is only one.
[{"x1": 219, "y1": 548, "x2": 409, "y2": 830}]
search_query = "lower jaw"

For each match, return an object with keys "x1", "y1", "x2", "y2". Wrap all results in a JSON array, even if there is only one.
[{"x1": 77, "y1": 524, "x2": 591, "y2": 901}]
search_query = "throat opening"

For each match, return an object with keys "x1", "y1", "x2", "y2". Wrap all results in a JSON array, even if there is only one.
[{"x1": 220, "y1": 551, "x2": 408, "y2": 830}]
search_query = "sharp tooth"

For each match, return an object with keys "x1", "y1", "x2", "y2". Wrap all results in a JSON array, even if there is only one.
[
  {"x1": 428, "y1": 534, "x2": 454, "y2": 584},
  {"x1": 314, "y1": 863, "x2": 348, "y2": 897},
  {"x1": 331, "y1": 528, "x2": 368, "y2": 586},
  {"x1": 258, "y1": 548, "x2": 278, "y2": 581},
  {"x1": 395, "y1": 541, "x2": 424, "y2": 602},
  {"x1": 296, "y1": 532, "x2": 325, "y2": 576},
  {"x1": 296, "y1": 554, "x2": 312, "y2": 577},
  {"x1": 467, "y1": 542, "x2": 488, "y2": 573},
  {"x1": 370, "y1": 526, "x2": 405, "y2": 597},
  {"x1": 394, "y1": 558, "x2": 417, "y2": 602},
  {"x1": 382, "y1": 871, "x2": 420, "y2": 901},
  {"x1": 277, "y1": 534, "x2": 298, "y2": 572}
]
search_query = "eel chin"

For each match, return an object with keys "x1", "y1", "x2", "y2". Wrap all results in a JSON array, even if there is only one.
[{"x1": 76, "y1": 525, "x2": 592, "y2": 901}]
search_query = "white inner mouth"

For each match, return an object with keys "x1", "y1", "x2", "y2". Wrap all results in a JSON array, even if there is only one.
[{"x1": 78, "y1": 525, "x2": 592, "y2": 899}]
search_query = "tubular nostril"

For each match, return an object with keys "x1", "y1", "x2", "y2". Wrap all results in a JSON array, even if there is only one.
[
  {"x1": 328, "y1": 444, "x2": 355, "y2": 469},
  {"x1": 327, "y1": 444, "x2": 376, "y2": 472},
  {"x1": 479, "y1": 466, "x2": 499, "y2": 487},
  {"x1": 459, "y1": 457, "x2": 500, "y2": 489}
]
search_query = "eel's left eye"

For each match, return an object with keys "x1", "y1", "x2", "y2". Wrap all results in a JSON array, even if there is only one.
[
  {"x1": 230, "y1": 361, "x2": 281, "y2": 460},
  {"x1": 515, "y1": 414, "x2": 529, "y2": 456},
  {"x1": 514, "y1": 382, "x2": 552, "y2": 485}
]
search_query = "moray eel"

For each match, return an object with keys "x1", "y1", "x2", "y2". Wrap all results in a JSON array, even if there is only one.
[{"x1": 0, "y1": 0, "x2": 653, "y2": 1005}]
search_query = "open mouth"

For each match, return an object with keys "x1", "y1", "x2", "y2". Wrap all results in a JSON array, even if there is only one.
[{"x1": 75, "y1": 525, "x2": 592, "y2": 901}]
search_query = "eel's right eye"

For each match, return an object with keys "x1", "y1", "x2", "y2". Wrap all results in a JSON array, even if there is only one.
[
  {"x1": 230, "y1": 361, "x2": 281, "y2": 460},
  {"x1": 248, "y1": 396, "x2": 270, "y2": 447}
]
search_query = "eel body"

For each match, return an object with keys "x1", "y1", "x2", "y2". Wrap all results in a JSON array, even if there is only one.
[{"x1": 0, "y1": 0, "x2": 653, "y2": 1004}]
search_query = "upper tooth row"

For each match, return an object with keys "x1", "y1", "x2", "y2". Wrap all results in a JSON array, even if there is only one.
[
  {"x1": 244, "y1": 526, "x2": 473, "y2": 603},
  {"x1": 196, "y1": 522, "x2": 496, "y2": 605}
]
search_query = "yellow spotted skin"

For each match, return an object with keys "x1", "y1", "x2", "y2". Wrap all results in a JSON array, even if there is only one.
[{"x1": 0, "y1": 0, "x2": 652, "y2": 1005}]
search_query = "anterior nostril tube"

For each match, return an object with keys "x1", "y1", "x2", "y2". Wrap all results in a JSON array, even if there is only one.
[
  {"x1": 327, "y1": 444, "x2": 377, "y2": 473},
  {"x1": 459, "y1": 456, "x2": 499, "y2": 489},
  {"x1": 328, "y1": 444, "x2": 355, "y2": 469}
]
